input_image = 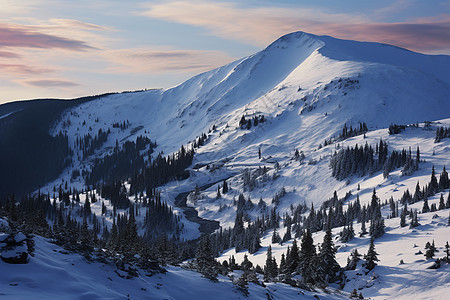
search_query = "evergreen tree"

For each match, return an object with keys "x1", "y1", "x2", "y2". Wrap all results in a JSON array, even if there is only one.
[
  {"x1": 360, "y1": 220, "x2": 368, "y2": 236},
  {"x1": 282, "y1": 225, "x2": 292, "y2": 243},
  {"x1": 299, "y1": 229, "x2": 316, "y2": 283},
  {"x1": 400, "y1": 206, "x2": 407, "y2": 227},
  {"x1": 346, "y1": 248, "x2": 361, "y2": 270},
  {"x1": 241, "y1": 254, "x2": 253, "y2": 271},
  {"x1": 216, "y1": 185, "x2": 221, "y2": 199},
  {"x1": 196, "y1": 235, "x2": 218, "y2": 281},
  {"x1": 445, "y1": 241, "x2": 450, "y2": 262},
  {"x1": 422, "y1": 198, "x2": 430, "y2": 213},
  {"x1": 424, "y1": 240, "x2": 436, "y2": 259},
  {"x1": 271, "y1": 228, "x2": 282, "y2": 244},
  {"x1": 429, "y1": 165, "x2": 439, "y2": 195},
  {"x1": 287, "y1": 239, "x2": 299, "y2": 274},
  {"x1": 439, "y1": 166, "x2": 449, "y2": 190},
  {"x1": 222, "y1": 180, "x2": 229, "y2": 194},
  {"x1": 369, "y1": 217, "x2": 385, "y2": 239},
  {"x1": 317, "y1": 229, "x2": 340, "y2": 283},
  {"x1": 364, "y1": 238, "x2": 379, "y2": 272},
  {"x1": 264, "y1": 245, "x2": 278, "y2": 281},
  {"x1": 438, "y1": 194, "x2": 445, "y2": 210},
  {"x1": 410, "y1": 210, "x2": 420, "y2": 228}
]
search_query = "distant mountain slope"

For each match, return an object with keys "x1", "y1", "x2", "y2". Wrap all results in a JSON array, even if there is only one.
[
  {"x1": 1, "y1": 30, "x2": 450, "y2": 210},
  {"x1": 45, "y1": 31, "x2": 450, "y2": 190}
]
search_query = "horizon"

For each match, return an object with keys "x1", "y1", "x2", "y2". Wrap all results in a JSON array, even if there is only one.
[{"x1": 1, "y1": 0, "x2": 449, "y2": 104}]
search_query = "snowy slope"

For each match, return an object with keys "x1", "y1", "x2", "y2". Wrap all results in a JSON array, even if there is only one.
[
  {"x1": 0, "y1": 233, "x2": 348, "y2": 300},
  {"x1": 6, "y1": 31, "x2": 450, "y2": 299},
  {"x1": 46, "y1": 31, "x2": 450, "y2": 229}
]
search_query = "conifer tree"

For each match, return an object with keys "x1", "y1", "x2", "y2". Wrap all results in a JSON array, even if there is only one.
[
  {"x1": 222, "y1": 180, "x2": 229, "y2": 194},
  {"x1": 299, "y1": 229, "x2": 316, "y2": 283},
  {"x1": 264, "y1": 245, "x2": 278, "y2": 281},
  {"x1": 241, "y1": 254, "x2": 253, "y2": 271},
  {"x1": 216, "y1": 186, "x2": 221, "y2": 199},
  {"x1": 410, "y1": 210, "x2": 420, "y2": 228},
  {"x1": 400, "y1": 207, "x2": 407, "y2": 227},
  {"x1": 317, "y1": 229, "x2": 340, "y2": 283},
  {"x1": 360, "y1": 220, "x2": 368, "y2": 236},
  {"x1": 439, "y1": 166, "x2": 449, "y2": 190},
  {"x1": 196, "y1": 235, "x2": 218, "y2": 281},
  {"x1": 346, "y1": 248, "x2": 362, "y2": 270},
  {"x1": 422, "y1": 198, "x2": 430, "y2": 213},
  {"x1": 436, "y1": 194, "x2": 445, "y2": 211},
  {"x1": 282, "y1": 225, "x2": 292, "y2": 243},
  {"x1": 272, "y1": 228, "x2": 281, "y2": 244},
  {"x1": 425, "y1": 240, "x2": 436, "y2": 259},
  {"x1": 364, "y1": 238, "x2": 379, "y2": 272},
  {"x1": 445, "y1": 241, "x2": 450, "y2": 261},
  {"x1": 287, "y1": 239, "x2": 299, "y2": 274}
]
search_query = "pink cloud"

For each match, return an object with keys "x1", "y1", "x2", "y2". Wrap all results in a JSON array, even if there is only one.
[
  {"x1": 23, "y1": 79, "x2": 79, "y2": 87},
  {"x1": 142, "y1": 1, "x2": 450, "y2": 54},
  {"x1": 0, "y1": 51, "x2": 20, "y2": 58},
  {"x1": 0, "y1": 22, "x2": 94, "y2": 50},
  {"x1": 0, "y1": 63, "x2": 52, "y2": 76},
  {"x1": 105, "y1": 48, "x2": 235, "y2": 73}
]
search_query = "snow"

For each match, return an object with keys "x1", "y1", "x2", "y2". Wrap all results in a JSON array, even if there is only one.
[
  {"x1": 16, "y1": 31, "x2": 450, "y2": 298},
  {"x1": 14, "y1": 233, "x2": 26, "y2": 243},
  {"x1": 0, "y1": 235, "x2": 348, "y2": 300}
]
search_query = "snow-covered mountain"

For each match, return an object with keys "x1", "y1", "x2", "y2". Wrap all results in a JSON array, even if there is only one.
[
  {"x1": 1, "y1": 31, "x2": 450, "y2": 299},
  {"x1": 46, "y1": 31, "x2": 450, "y2": 227}
]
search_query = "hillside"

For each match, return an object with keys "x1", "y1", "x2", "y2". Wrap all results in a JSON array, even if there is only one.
[{"x1": 1, "y1": 31, "x2": 450, "y2": 299}]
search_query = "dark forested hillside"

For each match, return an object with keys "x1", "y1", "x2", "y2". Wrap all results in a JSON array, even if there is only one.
[{"x1": 0, "y1": 94, "x2": 113, "y2": 197}]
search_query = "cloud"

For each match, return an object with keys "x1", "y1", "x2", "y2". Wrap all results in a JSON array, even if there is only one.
[
  {"x1": 0, "y1": 22, "x2": 94, "y2": 50},
  {"x1": 140, "y1": 1, "x2": 366, "y2": 46},
  {"x1": 311, "y1": 19, "x2": 450, "y2": 53},
  {"x1": 0, "y1": 63, "x2": 52, "y2": 76},
  {"x1": 374, "y1": 0, "x2": 412, "y2": 17},
  {"x1": 105, "y1": 48, "x2": 235, "y2": 73},
  {"x1": 141, "y1": 1, "x2": 450, "y2": 53},
  {"x1": 48, "y1": 19, "x2": 112, "y2": 31},
  {"x1": 23, "y1": 79, "x2": 79, "y2": 87},
  {"x1": 0, "y1": 51, "x2": 20, "y2": 58}
]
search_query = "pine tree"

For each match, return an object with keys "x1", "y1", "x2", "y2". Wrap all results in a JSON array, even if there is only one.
[
  {"x1": 369, "y1": 217, "x2": 385, "y2": 239},
  {"x1": 239, "y1": 115, "x2": 246, "y2": 127},
  {"x1": 299, "y1": 229, "x2": 316, "y2": 283},
  {"x1": 438, "y1": 194, "x2": 445, "y2": 210},
  {"x1": 422, "y1": 198, "x2": 430, "y2": 213},
  {"x1": 400, "y1": 207, "x2": 407, "y2": 227},
  {"x1": 445, "y1": 241, "x2": 450, "y2": 262},
  {"x1": 439, "y1": 166, "x2": 449, "y2": 190},
  {"x1": 430, "y1": 165, "x2": 439, "y2": 195},
  {"x1": 287, "y1": 239, "x2": 299, "y2": 274},
  {"x1": 346, "y1": 248, "x2": 362, "y2": 270},
  {"x1": 364, "y1": 238, "x2": 379, "y2": 272},
  {"x1": 425, "y1": 240, "x2": 436, "y2": 259},
  {"x1": 410, "y1": 210, "x2": 420, "y2": 228},
  {"x1": 222, "y1": 180, "x2": 229, "y2": 194},
  {"x1": 360, "y1": 220, "x2": 368, "y2": 236},
  {"x1": 196, "y1": 235, "x2": 218, "y2": 281},
  {"x1": 413, "y1": 181, "x2": 422, "y2": 203},
  {"x1": 264, "y1": 245, "x2": 278, "y2": 281},
  {"x1": 216, "y1": 185, "x2": 221, "y2": 199},
  {"x1": 282, "y1": 225, "x2": 292, "y2": 243},
  {"x1": 241, "y1": 254, "x2": 253, "y2": 271},
  {"x1": 317, "y1": 229, "x2": 340, "y2": 283},
  {"x1": 272, "y1": 228, "x2": 281, "y2": 244}
]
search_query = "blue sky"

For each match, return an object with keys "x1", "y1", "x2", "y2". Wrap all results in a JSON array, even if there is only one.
[{"x1": 0, "y1": 0, "x2": 449, "y2": 104}]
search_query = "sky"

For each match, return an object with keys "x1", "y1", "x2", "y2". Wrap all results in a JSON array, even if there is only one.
[{"x1": 0, "y1": 0, "x2": 449, "y2": 104}]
